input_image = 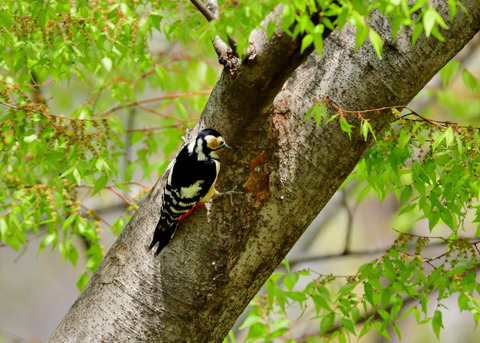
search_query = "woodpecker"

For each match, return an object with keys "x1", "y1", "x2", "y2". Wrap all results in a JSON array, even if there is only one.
[{"x1": 149, "y1": 128, "x2": 230, "y2": 255}]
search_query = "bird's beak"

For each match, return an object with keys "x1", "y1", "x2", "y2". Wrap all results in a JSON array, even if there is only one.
[{"x1": 224, "y1": 143, "x2": 233, "y2": 150}]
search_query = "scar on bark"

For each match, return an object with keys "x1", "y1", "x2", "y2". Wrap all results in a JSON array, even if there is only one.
[
  {"x1": 243, "y1": 150, "x2": 271, "y2": 205},
  {"x1": 100, "y1": 243, "x2": 130, "y2": 284}
]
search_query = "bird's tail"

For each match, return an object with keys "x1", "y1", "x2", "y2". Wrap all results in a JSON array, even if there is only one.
[{"x1": 149, "y1": 215, "x2": 178, "y2": 255}]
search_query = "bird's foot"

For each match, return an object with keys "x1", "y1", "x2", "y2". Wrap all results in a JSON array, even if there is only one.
[{"x1": 217, "y1": 184, "x2": 244, "y2": 206}]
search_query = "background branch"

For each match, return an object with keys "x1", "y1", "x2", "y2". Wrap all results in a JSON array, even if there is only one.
[{"x1": 190, "y1": 0, "x2": 239, "y2": 60}]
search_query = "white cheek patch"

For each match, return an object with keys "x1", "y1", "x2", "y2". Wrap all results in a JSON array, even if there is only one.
[
  {"x1": 195, "y1": 138, "x2": 207, "y2": 161},
  {"x1": 180, "y1": 179, "x2": 204, "y2": 199}
]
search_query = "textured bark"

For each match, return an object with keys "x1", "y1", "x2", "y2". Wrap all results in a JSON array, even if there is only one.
[{"x1": 50, "y1": 2, "x2": 480, "y2": 342}]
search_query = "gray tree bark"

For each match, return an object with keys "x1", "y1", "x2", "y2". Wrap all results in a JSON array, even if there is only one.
[{"x1": 50, "y1": 2, "x2": 480, "y2": 342}]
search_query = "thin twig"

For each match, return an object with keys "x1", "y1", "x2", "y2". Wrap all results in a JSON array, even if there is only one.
[
  {"x1": 131, "y1": 68, "x2": 157, "y2": 89},
  {"x1": 392, "y1": 228, "x2": 451, "y2": 242},
  {"x1": 75, "y1": 184, "x2": 135, "y2": 207},
  {"x1": 124, "y1": 181, "x2": 150, "y2": 189},
  {"x1": 319, "y1": 97, "x2": 480, "y2": 130},
  {"x1": 320, "y1": 97, "x2": 407, "y2": 115},
  {"x1": 189, "y1": 0, "x2": 238, "y2": 59},
  {"x1": 106, "y1": 187, "x2": 135, "y2": 207},
  {"x1": 190, "y1": 0, "x2": 217, "y2": 21},
  {"x1": 0, "y1": 78, "x2": 55, "y2": 88},
  {"x1": 124, "y1": 125, "x2": 180, "y2": 133},
  {"x1": 80, "y1": 203, "x2": 112, "y2": 227},
  {"x1": 288, "y1": 240, "x2": 459, "y2": 268},
  {"x1": 0, "y1": 101, "x2": 100, "y2": 123},
  {"x1": 136, "y1": 103, "x2": 189, "y2": 123},
  {"x1": 341, "y1": 189, "x2": 354, "y2": 255},
  {"x1": 96, "y1": 90, "x2": 211, "y2": 117},
  {"x1": 399, "y1": 111, "x2": 445, "y2": 129}
]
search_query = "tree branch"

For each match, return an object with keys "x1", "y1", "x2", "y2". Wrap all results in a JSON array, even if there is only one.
[
  {"x1": 96, "y1": 90, "x2": 211, "y2": 117},
  {"x1": 190, "y1": 0, "x2": 239, "y2": 62},
  {"x1": 190, "y1": 0, "x2": 216, "y2": 21},
  {"x1": 288, "y1": 240, "x2": 462, "y2": 269}
]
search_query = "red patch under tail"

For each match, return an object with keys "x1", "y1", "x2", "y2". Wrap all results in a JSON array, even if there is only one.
[{"x1": 178, "y1": 201, "x2": 206, "y2": 222}]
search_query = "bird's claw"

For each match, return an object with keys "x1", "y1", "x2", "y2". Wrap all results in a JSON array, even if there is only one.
[{"x1": 218, "y1": 184, "x2": 244, "y2": 206}]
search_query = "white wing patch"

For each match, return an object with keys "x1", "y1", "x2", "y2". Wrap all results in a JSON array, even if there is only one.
[
  {"x1": 187, "y1": 140, "x2": 195, "y2": 154},
  {"x1": 180, "y1": 179, "x2": 204, "y2": 199}
]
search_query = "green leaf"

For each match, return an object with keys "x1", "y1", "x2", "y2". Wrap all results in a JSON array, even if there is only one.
[
  {"x1": 95, "y1": 158, "x2": 110, "y2": 172},
  {"x1": 368, "y1": 30, "x2": 383, "y2": 59},
  {"x1": 360, "y1": 120, "x2": 376, "y2": 141},
  {"x1": 102, "y1": 57, "x2": 112, "y2": 72},
  {"x1": 448, "y1": 0, "x2": 457, "y2": 21},
  {"x1": 73, "y1": 168, "x2": 82, "y2": 185},
  {"x1": 239, "y1": 312, "x2": 261, "y2": 330},
  {"x1": 312, "y1": 294, "x2": 333, "y2": 312},
  {"x1": 400, "y1": 185, "x2": 413, "y2": 205},
  {"x1": 320, "y1": 313, "x2": 335, "y2": 335},
  {"x1": 410, "y1": 0, "x2": 428, "y2": 13},
  {"x1": 341, "y1": 318, "x2": 355, "y2": 334},
  {"x1": 423, "y1": 9, "x2": 436, "y2": 37},
  {"x1": 125, "y1": 161, "x2": 138, "y2": 182},
  {"x1": 358, "y1": 262, "x2": 373, "y2": 281},
  {"x1": 411, "y1": 23, "x2": 424, "y2": 46},
  {"x1": 113, "y1": 180, "x2": 130, "y2": 192},
  {"x1": 62, "y1": 214, "x2": 77, "y2": 234},
  {"x1": 0, "y1": 218, "x2": 7, "y2": 240},
  {"x1": 267, "y1": 20, "x2": 276, "y2": 40},
  {"x1": 92, "y1": 174, "x2": 109, "y2": 196},
  {"x1": 37, "y1": 233, "x2": 57, "y2": 256},
  {"x1": 462, "y1": 69, "x2": 480, "y2": 93},
  {"x1": 355, "y1": 19, "x2": 368, "y2": 51},
  {"x1": 439, "y1": 60, "x2": 460, "y2": 86},
  {"x1": 304, "y1": 106, "x2": 314, "y2": 122},
  {"x1": 60, "y1": 165, "x2": 76, "y2": 178},
  {"x1": 282, "y1": 258, "x2": 290, "y2": 273},
  {"x1": 246, "y1": 322, "x2": 267, "y2": 341},
  {"x1": 445, "y1": 127, "x2": 454, "y2": 147},
  {"x1": 458, "y1": 293, "x2": 469, "y2": 311},
  {"x1": 339, "y1": 116, "x2": 354, "y2": 139},
  {"x1": 285, "y1": 291, "x2": 306, "y2": 302},
  {"x1": 23, "y1": 134, "x2": 37, "y2": 143},
  {"x1": 338, "y1": 283, "x2": 356, "y2": 298},
  {"x1": 432, "y1": 310, "x2": 444, "y2": 339},
  {"x1": 269, "y1": 327, "x2": 289, "y2": 338},
  {"x1": 283, "y1": 273, "x2": 299, "y2": 291},
  {"x1": 77, "y1": 272, "x2": 90, "y2": 291},
  {"x1": 313, "y1": 24, "x2": 324, "y2": 55},
  {"x1": 364, "y1": 282, "x2": 375, "y2": 305},
  {"x1": 301, "y1": 34, "x2": 314, "y2": 54},
  {"x1": 432, "y1": 129, "x2": 448, "y2": 152}
]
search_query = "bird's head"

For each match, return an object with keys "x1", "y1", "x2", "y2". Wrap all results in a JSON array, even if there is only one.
[{"x1": 190, "y1": 128, "x2": 231, "y2": 160}]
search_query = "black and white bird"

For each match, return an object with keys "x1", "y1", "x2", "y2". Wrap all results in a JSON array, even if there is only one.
[{"x1": 149, "y1": 128, "x2": 230, "y2": 255}]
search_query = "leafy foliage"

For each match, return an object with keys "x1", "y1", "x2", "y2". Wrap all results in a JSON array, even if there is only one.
[
  {"x1": 0, "y1": 0, "x2": 219, "y2": 287},
  {"x1": 237, "y1": 233, "x2": 480, "y2": 342}
]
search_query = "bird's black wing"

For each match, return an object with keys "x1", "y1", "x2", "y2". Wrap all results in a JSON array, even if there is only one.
[{"x1": 149, "y1": 146, "x2": 218, "y2": 254}]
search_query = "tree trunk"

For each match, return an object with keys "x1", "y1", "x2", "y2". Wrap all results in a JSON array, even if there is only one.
[{"x1": 50, "y1": 2, "x2": 480, "y2": 342}]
